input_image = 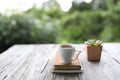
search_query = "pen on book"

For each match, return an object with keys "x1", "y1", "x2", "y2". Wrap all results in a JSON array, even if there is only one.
[{"x1": 41, "y1": 58, "x2": 49, "y2": 73}]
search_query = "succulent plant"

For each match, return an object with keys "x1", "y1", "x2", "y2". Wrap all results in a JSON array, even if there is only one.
[{"x1": 84, "y1": 39, "x2": 102, "y2": 46}]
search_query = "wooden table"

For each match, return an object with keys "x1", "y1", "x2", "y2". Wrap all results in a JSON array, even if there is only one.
[{"x1": 0, "y1": 43, "x2": 120, "y2": 80}]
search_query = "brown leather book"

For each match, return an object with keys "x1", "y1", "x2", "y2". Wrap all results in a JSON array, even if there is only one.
[{"x1": 53, "y1": 52, "x2": 81, "y2": 70}]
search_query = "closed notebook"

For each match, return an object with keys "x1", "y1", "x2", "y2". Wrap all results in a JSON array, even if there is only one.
[{"x1": 53, "y1": 52, "x2": 81, "y2": 70}]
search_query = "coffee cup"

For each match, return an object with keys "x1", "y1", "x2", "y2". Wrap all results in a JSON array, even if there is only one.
[{"x1": 59, "y1": 44, "x2": 81, "y2": 64}]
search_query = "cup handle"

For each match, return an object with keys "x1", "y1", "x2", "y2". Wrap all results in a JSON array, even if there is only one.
[{"x1": 72, "y1": 50, "x2": 81, "y2": 61}]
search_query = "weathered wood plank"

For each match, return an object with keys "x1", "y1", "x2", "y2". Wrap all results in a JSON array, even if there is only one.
[
  {"x1": 102, "y1": 43, "x2": 120, "y2": 80},
  {"x1": 0, "y1": 44, "x2": 56, "y2": 80},
  {"x1": 0, "y1": 45, "x2": 36, "y2": 80}
]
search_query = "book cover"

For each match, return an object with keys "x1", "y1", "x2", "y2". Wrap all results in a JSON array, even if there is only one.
[{"x1": 53, "y1": 52, "x2": 81, "y2": 70}]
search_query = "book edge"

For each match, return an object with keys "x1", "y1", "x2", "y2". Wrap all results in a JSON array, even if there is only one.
[{"x1": 51, "y1": 69, "x2": 83, "y2": 73}]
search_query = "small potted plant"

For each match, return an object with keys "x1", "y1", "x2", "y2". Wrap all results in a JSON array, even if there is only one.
[{"x1": 84, "y1": 39, "x2": 102, "y2": 61}]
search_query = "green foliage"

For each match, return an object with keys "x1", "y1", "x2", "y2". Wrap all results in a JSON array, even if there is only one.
[
  {"x1": 59, "y1": 10, "x2": 105, "y2": 43},
  {"x1": 1, "y1": 0, "x2": 120, "y2": 53},
  {"x1": 70, "y1": 2, "x2": 92, "y2": 12},
  {"x1": 30, "y1": 18, "x2": 58, "y2": 43},
  {"x1": 92, "y1": 0, "x2": 108, "y2": 10},
  {"x1": 0, "y1": 13, "x2": 58, "y2": 52},
  {"x1": 85, "y1": 39, "x2": 102, "y2": 46},
  {"x1": 0, "y1": 14, "x2": 33, "y2": 52}
]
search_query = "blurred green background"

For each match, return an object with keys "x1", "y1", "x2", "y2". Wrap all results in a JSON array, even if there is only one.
[{"x1": 0, "y1": 0, "x2": 120, "y2": 53}]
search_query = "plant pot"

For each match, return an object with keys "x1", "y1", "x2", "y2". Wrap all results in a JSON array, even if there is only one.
[{"x1": 86, "y1": 45, "x2": 102, "y2": 61}]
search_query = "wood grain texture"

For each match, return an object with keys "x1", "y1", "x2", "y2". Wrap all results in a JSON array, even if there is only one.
[{"x1": 0, "y1": 43, "x2": 120, "y2": 80}]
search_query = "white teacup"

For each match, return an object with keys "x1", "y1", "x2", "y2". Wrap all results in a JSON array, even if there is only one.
[{"x1": 59, "y1": 44, "x2": 81, "y2": 64}]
